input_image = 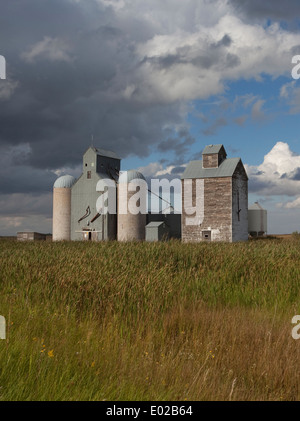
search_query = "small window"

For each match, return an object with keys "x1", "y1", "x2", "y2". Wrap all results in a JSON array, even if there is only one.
[
  {"x1": 202, "y1": 230, "x2": 211, "y2": 241},
  {"x1": 87, "y1": 171, "x2": 91, "y2": 179}
]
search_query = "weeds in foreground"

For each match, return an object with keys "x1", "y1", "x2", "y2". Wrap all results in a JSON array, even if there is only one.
[{"x1": 0, "y1": 238, "x2": 300, "y2": 400}]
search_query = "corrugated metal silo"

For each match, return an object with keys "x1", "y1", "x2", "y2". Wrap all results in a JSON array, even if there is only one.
[
  {"x1": 248, "y1": 202, "x2": 267, "y2": 237},
  {"x1": 53, "y1": 175, "x2": 76, "y2": 241},
  {"x1": 117, "y1": 170, "x2": 147, "y2": 241}
]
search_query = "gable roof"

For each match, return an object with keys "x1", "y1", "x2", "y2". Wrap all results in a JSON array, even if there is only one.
[
  {"x1": 146, "y1": 221, "x2": 166, "y2": 228},
  {"x1": 181, "y1": 157, "x2": 241, "y2": 179},
  {"x1": 202, "y1": 144, "x2": 224, "y2": 155},
  {"x1": 84, "y1": 146, "x2": 121, "y2": 160},
  {"x1": 93, "y1": 147, "x2": 121, "y2": 160}
]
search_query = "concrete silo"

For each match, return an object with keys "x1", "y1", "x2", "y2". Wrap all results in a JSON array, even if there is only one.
[
  {"x1": 117, "y1": 170, "x2": 147, "y2": 241},
  {"x1": 248, "y1": 202, "x2": 267, "y2": 237},
  {"x1": 53, "y1": 175, "x2": 76, "y2": 241}
]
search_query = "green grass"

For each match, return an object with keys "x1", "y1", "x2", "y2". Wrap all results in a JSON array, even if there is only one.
[{"x1": 0, "y1": 238, "x2": 300, "y2": 400}]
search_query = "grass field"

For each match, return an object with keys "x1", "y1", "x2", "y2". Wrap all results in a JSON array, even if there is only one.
[{"x1": 0, "y1": 236, "x2": 300, "y2": 401}]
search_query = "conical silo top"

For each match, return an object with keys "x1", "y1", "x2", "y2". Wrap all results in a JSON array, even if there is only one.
[{"x1": 249, "y1": 201, "x2": 265, "y2": 211}]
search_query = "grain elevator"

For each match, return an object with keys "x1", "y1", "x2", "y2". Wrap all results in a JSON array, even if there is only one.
[{"x1": 52, "y1": 144, "x2": 249, "y2": 242}]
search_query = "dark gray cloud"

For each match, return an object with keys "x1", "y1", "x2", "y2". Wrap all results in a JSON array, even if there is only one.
[
  {"x1": 157, "y1": 130, "x2": 195, "y2": 159},
  {"x1": 0, "y1": 0, "x2": 191, "y2": 200},
  {"x1": 202, "y1": 117, "x2": 227, "y2": 136},
  {"x1": 142, "y1": 34, "x2": 239, "y2": 72},
  {"x1": 228, "y1": 0, "x2": 300, "y2": 21},
  {"x1": 0, "y1": 0, "x2": 207, "y2": 235},
  {"x1": 225, "y1": 53, "x2": 240, "y2": 68},
  {"x1": 248, "y1": 177, "x2": 274, "y2": 194},
  {"x1": 290, "y1": 45, "x2": 300, "y2": 55},
  {"x1": 0, "y1": 193, "x2": 52, "y2": 217},
  {"x1": 171, "y1": 166, "x2": 185, "y2": 175},
  {"x1": 212, "y1": 34, "x2": 232, "y2": 49},
  {"x1": 291, "y1": 168, "x2": 300, "y2": 180},
  {"x1": 281, "y1": 167, "x2": 300, "y2": 180},
  {"x1": 0, "y1": 145, "x2": 57, "y2": 194},
  {"x1": 190, "y1": 150, "x2": 203, "y2": 161}
]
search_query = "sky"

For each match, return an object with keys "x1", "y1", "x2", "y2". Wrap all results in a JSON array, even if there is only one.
[{"x1": 1, "y1": 0, "x2": 300, "y2": 235}]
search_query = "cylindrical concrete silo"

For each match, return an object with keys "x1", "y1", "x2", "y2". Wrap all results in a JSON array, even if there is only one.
[
  {"x1": 248, "y1": 202, "x2": 267, "y2": 237},
  {"x1": 117, "y1": 170, "x2": 147, "y2": 241},
  {"x1": 53, "y1": 175, "x2": 76, "y2": 241}
]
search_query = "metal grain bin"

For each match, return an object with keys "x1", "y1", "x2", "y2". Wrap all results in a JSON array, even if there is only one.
[{"x1": 248, "y1": 202, "x2": 267, "y2": 237}]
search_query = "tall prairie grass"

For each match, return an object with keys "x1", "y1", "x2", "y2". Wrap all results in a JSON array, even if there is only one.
[{"x1": 0, "y1": 237, "x2": 300, "y2": 400}]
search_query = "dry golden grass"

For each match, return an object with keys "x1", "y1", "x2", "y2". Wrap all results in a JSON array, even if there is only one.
[{"x1": 0, "y1": 238, "x2": 300, "y2": 400}]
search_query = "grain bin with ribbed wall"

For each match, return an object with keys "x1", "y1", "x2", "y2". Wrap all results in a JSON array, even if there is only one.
[
  {"x1": 248, "y1": 202, "x2": 267, "y2": 237},
  {"x1": 52, "y1": 175, "x2": 76, "y2": 241},
  {"x1": 117, "y1": 170, "x2": 147, "y2": 241}
]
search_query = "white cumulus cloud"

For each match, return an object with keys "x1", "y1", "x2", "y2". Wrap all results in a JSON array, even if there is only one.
[{"x1": 246, "y1": 142, "x2": 300, "y2": 196}]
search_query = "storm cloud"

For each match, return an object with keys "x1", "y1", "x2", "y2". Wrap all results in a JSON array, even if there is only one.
[
  {"x1": 0, "y1": 0, "x2": 186, "y2": 172},
  {"x1": 228, "y1": 0, "x2": 300, "y2": 22},
  {"x1": 1, "y1": 0, "x2": 300, "y2": 234}
]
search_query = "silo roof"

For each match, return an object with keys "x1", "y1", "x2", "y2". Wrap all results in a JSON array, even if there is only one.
[
  {"x1": 249, "y1": 202, "x2": 266, "y2": 210},
  {"x1": 118, "y1": 170, "x2": 146, "y2": 184},
  {"x1": 53, "y1": 174, "x2": 76, "y2": 188},
  {"x1": 181, "y1": 157, "x2": 241, "y2": 179}
]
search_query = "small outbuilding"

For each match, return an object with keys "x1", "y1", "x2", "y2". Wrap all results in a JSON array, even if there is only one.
[
  {"x1": 145, "y1": 221, "x2": 169, "y2": 242},
  {"x1": 17, "y1": 232, "x2": 47, "y2": 241},
  {"x1": 248, "y1": 202, "x2": 267, "y2": 237}
]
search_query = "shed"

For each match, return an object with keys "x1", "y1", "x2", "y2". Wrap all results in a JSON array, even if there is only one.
[
  {"x1": 17, "y1": 232, "x2": 46, "y2": 241},
  {"x1": 145, "y1": 221, "x2": 169, "y2": 242}
]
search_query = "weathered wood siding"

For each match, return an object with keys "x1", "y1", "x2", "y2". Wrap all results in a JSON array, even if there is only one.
[
  {"x1": 202, "y1": 154, "x2": 219, "y2": 168},
  {"x1": 181, "y1": 177, "x2": 232, "y2": 242},
  {"x1": 202, "y1": 150, "x2": 226, "y2": 169}
]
